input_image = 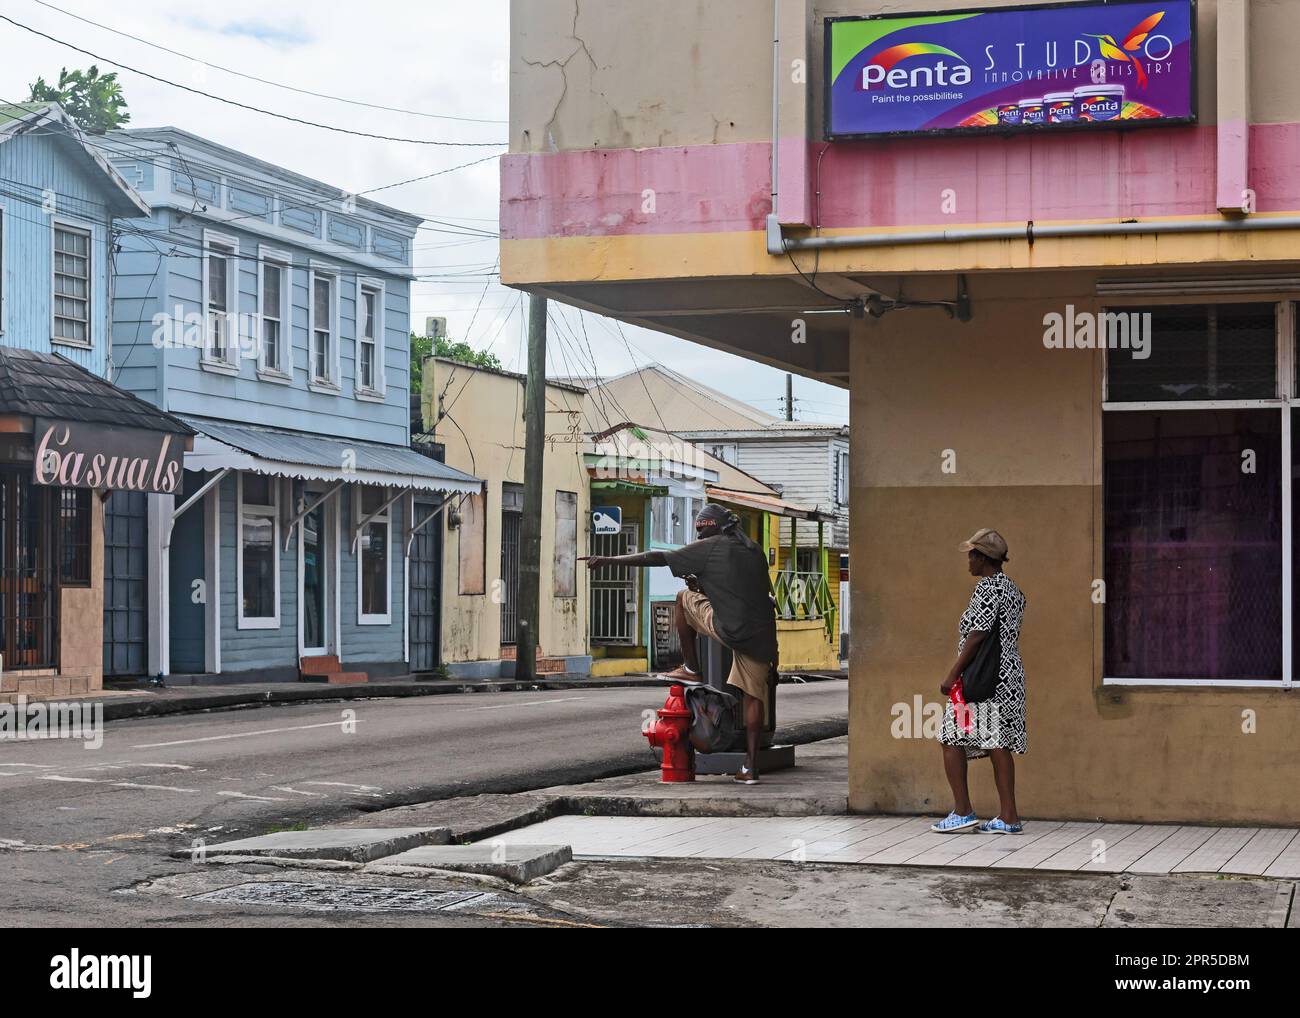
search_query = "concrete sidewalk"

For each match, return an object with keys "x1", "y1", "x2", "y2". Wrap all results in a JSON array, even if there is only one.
[{"x1": 479, "y1": 737, "x2": 1300, "y2": 881}]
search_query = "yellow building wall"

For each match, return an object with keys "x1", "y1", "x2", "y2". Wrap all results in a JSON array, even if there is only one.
[
  {"x1": 428, "y1": 360, "x2": 590, "y2": 666},
  {"x1": 849, "y1": 270, "x2": 1300, "y2": 825}
]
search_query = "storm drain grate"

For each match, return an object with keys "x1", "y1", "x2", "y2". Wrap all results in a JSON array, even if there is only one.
[{"x1": 192, "y1": 881, "x2": 498, "y2": 913}]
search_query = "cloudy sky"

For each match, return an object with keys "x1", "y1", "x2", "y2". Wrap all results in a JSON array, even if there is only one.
[{"x1": 2, "y1": 0, "x2": 849, "y2": 424}]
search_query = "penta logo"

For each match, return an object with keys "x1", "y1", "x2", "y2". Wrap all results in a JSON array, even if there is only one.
[{"x1": 863, "y1": 43, "x2": 972, "y2": 90}]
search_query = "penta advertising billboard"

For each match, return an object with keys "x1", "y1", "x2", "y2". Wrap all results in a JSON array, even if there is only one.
[{"x1": 825, "y1": 0, "x2": 1196, "y2": 140}]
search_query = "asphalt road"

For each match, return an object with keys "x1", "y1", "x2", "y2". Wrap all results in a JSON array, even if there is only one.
[{"x1": 1, "y1": 682, "x2": 848, "y2": 927}]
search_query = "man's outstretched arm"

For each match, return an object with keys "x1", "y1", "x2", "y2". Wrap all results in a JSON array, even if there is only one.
[{"x1": 580, "y1": 551, "x2": 668, "y2": 570}]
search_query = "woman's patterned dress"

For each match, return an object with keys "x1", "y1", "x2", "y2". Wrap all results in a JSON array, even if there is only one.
[{"x1": 940, "y1": 572, "x2": 1027, "y2": 759}]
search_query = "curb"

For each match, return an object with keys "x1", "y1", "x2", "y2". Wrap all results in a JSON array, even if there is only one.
[{"x1": 100, "y1": 672, "x2": 846, "y2": 723}]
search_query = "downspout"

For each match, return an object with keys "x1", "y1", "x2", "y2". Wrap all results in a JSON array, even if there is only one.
[
  {"x1": 770, "y1": 214, "x2": 1300, "y2": 256},
  {"x1": 766, "y1": 0, "x2": 783, "y2": 254}
]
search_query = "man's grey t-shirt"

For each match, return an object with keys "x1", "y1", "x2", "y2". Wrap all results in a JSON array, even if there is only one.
[{"x1": 664, "y1": 533, "x2": 778, "y2": 664}]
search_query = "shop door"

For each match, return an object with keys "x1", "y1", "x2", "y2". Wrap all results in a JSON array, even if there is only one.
[
  {"x1": 409, "y1": 498, "x2": 442, "y2": 671},
  {"x1": 499, "y1": 484, "x2": 522, "y2": 645},
  {"x1": 168, "y1": 472, "x2": 205, "y2": 674},
  {"x1": 590, "y1": 523, "x2": 639, "y2": 645},
  {"x1": 103, "y1": 490, "x2": 149, "y2": 677},
  {"x1": 301, "y1": 492, "x2": 330, "y2": 655}
]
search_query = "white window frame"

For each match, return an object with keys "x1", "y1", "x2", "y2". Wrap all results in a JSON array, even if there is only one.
[
  {"x1": 356, "y1": 277, "x2": 386, "y2": 399},
  {"x1": 836, "y1": 448, "x2": 849, "y2": 505},
  {"x1": 236, "y1": 472, "x2": 281, "y2": 630},
  {"x1": 201, "y1": 229, "x2": 240, "y2": 373},
  {"x1": 308, "y1": 263, "x2": 341, "y2": 392},
  {"x1": 51, "y1": 218, "x2": 94, "y2": 349},
  {"x1": 708, "y1": 443, "x2": 738, "y2": 465},
  {"x1": 356, "y1": 485, "x2": 393, "y2": 625},
  {"x1": 1101, "y1": 297, "x2": 1295, "y2": 689},
  {"x1": 257, "y1": 245, "x2": 293, "y2": 383}
]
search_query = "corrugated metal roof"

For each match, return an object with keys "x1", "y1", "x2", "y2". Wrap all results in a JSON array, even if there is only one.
[
  {"x1": 181, "y1": 417, "x2": 482, "y2": 493},
  {"x1": 0, "y1": 348, "x2": 193, "y2": 434},
  {"x1": 706, "y1": 485, "x2": 835, "y2": 523}
]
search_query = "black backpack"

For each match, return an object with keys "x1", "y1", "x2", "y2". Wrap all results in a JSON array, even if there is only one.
[{"x1": 683, "y1": 683, "x2": 740, "y2": 753}]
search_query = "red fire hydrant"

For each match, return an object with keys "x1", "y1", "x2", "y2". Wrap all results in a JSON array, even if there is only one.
[{"x1": 644, "y1": 684, "x2": 694, "y2": 782}]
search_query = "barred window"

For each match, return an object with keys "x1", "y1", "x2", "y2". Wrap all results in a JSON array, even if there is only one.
[{"x1": 58, "y1": 488, "x2": 91, "y2": 586}]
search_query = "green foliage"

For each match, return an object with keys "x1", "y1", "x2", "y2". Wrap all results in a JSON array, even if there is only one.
[
  {"x1": 409, "y1": 332, "x2": 501, "y2": 397},
  {"x1": 28, "y1": 66, "x2": 130, "y2": 134}
]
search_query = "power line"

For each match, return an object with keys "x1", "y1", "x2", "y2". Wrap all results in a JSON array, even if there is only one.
[
  {"x1": 0, "y1": 14, "x2": 508, "y2": 146},
  {"x1": 29, "y1": 0, "x2": 508, "y2": 125}
]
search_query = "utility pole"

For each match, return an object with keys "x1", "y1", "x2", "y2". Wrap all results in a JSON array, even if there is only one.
[
  {"x1": 516, "y1": 294, "x2": 547, "y2": 681},
  {"x1": 785, "y1": 372, "x2": 794, "y2": 421}
]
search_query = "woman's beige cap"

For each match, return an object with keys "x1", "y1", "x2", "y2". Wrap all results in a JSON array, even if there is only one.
[{"x1": 960, "y1": 528, "x2": 1009, "y2": 562}]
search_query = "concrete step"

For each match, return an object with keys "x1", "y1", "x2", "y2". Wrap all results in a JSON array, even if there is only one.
[
  {"x1": 327, "y1": 671, "x2": 369, "y2": 685},
  {"x1": 178, "y1": 827, "x2": 450, "y2": 863},
  {"x1": 299, "y1": 670, "x2": 369, "y2": 685},
  {"x1": 300, "y1": 655, "x2": 341, "y2": 675},
  {"x1": 375, "y1": 843, "x2": 572, "y2": 884}
]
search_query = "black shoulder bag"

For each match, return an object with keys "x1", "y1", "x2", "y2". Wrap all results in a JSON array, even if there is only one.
[{"x1": 959, "y1": 580, "x2": 1003, "y2": 704}]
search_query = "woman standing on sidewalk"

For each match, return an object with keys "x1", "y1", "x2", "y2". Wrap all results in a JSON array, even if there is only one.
[{"x1": 931, "y1": 528, "x2": 1028, "y2": 835}]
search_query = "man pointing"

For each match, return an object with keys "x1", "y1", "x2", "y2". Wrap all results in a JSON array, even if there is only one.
[{"x1": 583, "y1": 503, "x2": 778, "y2": 784}]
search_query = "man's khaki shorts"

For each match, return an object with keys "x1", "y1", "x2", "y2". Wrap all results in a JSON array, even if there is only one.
[{"x1": 677, "y1": 589, "x2": 772, "y2": 719}]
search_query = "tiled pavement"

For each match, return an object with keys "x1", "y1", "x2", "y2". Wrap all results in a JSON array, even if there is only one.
[{"x1": 482, "y1": 814, "x2": 1300, "y2": 877}]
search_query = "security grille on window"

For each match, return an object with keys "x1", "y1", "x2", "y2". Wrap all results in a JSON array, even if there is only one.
[
  {"x1": 312, "y1": 274, "x2": 335, "y2": 384},
  {"x1": 358, "y1": 487, "x2": 390, "y2": 621},
  {"x1": 1103, "y1": 303, "x2": 1287, "y2": 684},
  {"x1": 359, "y1": 285, "x2": 382, "y2": 392},
  {"x1": 238, "y1": 473, "x2": 278, "y2": 627},
  {"x1": 53, "y1": 224, "x2": 91, "y2": 345},
  {"x1": 58, "y1": 488, "x2": 91, "y2": 586},
  {"x1": 261, "y1": 262, "x2": 283, "y2": 373}
]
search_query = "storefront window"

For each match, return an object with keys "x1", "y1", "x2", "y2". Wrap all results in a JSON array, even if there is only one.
[
  {"x1": 1104, "y1": 410, "x2": 1281, "y2": 680},
  {"x1": 1104, "y1": 304, "x2": 1285, "y2": 683},
  {"x1": 358, "y1": 486, "x2": 390, "y2": 623},
  {"x1": 1106, "y1": 305, "x2": 1276, "y2": 402},
  {"x1": 238, "y1": 473, "x2": 278, "y2": 628}
]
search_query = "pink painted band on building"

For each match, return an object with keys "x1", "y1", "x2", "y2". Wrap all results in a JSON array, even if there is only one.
[{"x1": 502, "y1": 122, "x2": 1300, "y2": 241}]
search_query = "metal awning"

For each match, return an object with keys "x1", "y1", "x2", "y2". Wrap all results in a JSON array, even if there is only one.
[
  {"x1": 590, "y1": 478, "x2": 669, "y2": 497},
  {"x1": 706, "y1": 485, "x2": 835, "y2": 523},
  {"x1": 181, "y1": 417, "x2": 482, "y2": 494}
]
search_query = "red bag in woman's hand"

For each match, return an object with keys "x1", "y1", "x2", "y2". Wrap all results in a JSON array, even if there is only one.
[{"x1": 950, "y1": 677, "x2": 974, "y2": 734}]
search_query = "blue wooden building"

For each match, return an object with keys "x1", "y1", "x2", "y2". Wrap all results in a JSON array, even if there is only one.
[
  {"x1": 0, "y1": 104, "x2": 194, "y2": 696},
  {"x1": 105, "y1": 127, "x2": 480, "y2": 682}
]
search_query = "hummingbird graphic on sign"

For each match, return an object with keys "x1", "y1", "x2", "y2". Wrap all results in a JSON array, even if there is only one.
[{"x1": 1085, "y1": 10, "x2": 1166, "y2": 90}]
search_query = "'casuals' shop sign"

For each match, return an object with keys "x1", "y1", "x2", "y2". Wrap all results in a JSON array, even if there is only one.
[
  {"x1": 33, "y1": 419, "x2": 183, "y2": 493},
  {"x1": 825, "y1": 1, "x2": 1195, "y2": 140}
]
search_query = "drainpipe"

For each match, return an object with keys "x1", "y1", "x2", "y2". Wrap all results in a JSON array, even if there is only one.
[
  {"x1": 768, "y1": 214, "x2": 1300, "y2": 256},
  {"x1": 766, "y1": 0, "x2": 782, "y2": 254}
]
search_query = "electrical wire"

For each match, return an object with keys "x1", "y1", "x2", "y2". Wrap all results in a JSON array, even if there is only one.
[
  {"x1": 29, "y1": 0, "x2": 508, "y2": 125},
  {"x1": 0, "y1": 14, "x2": 508, "y2": 146}
]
